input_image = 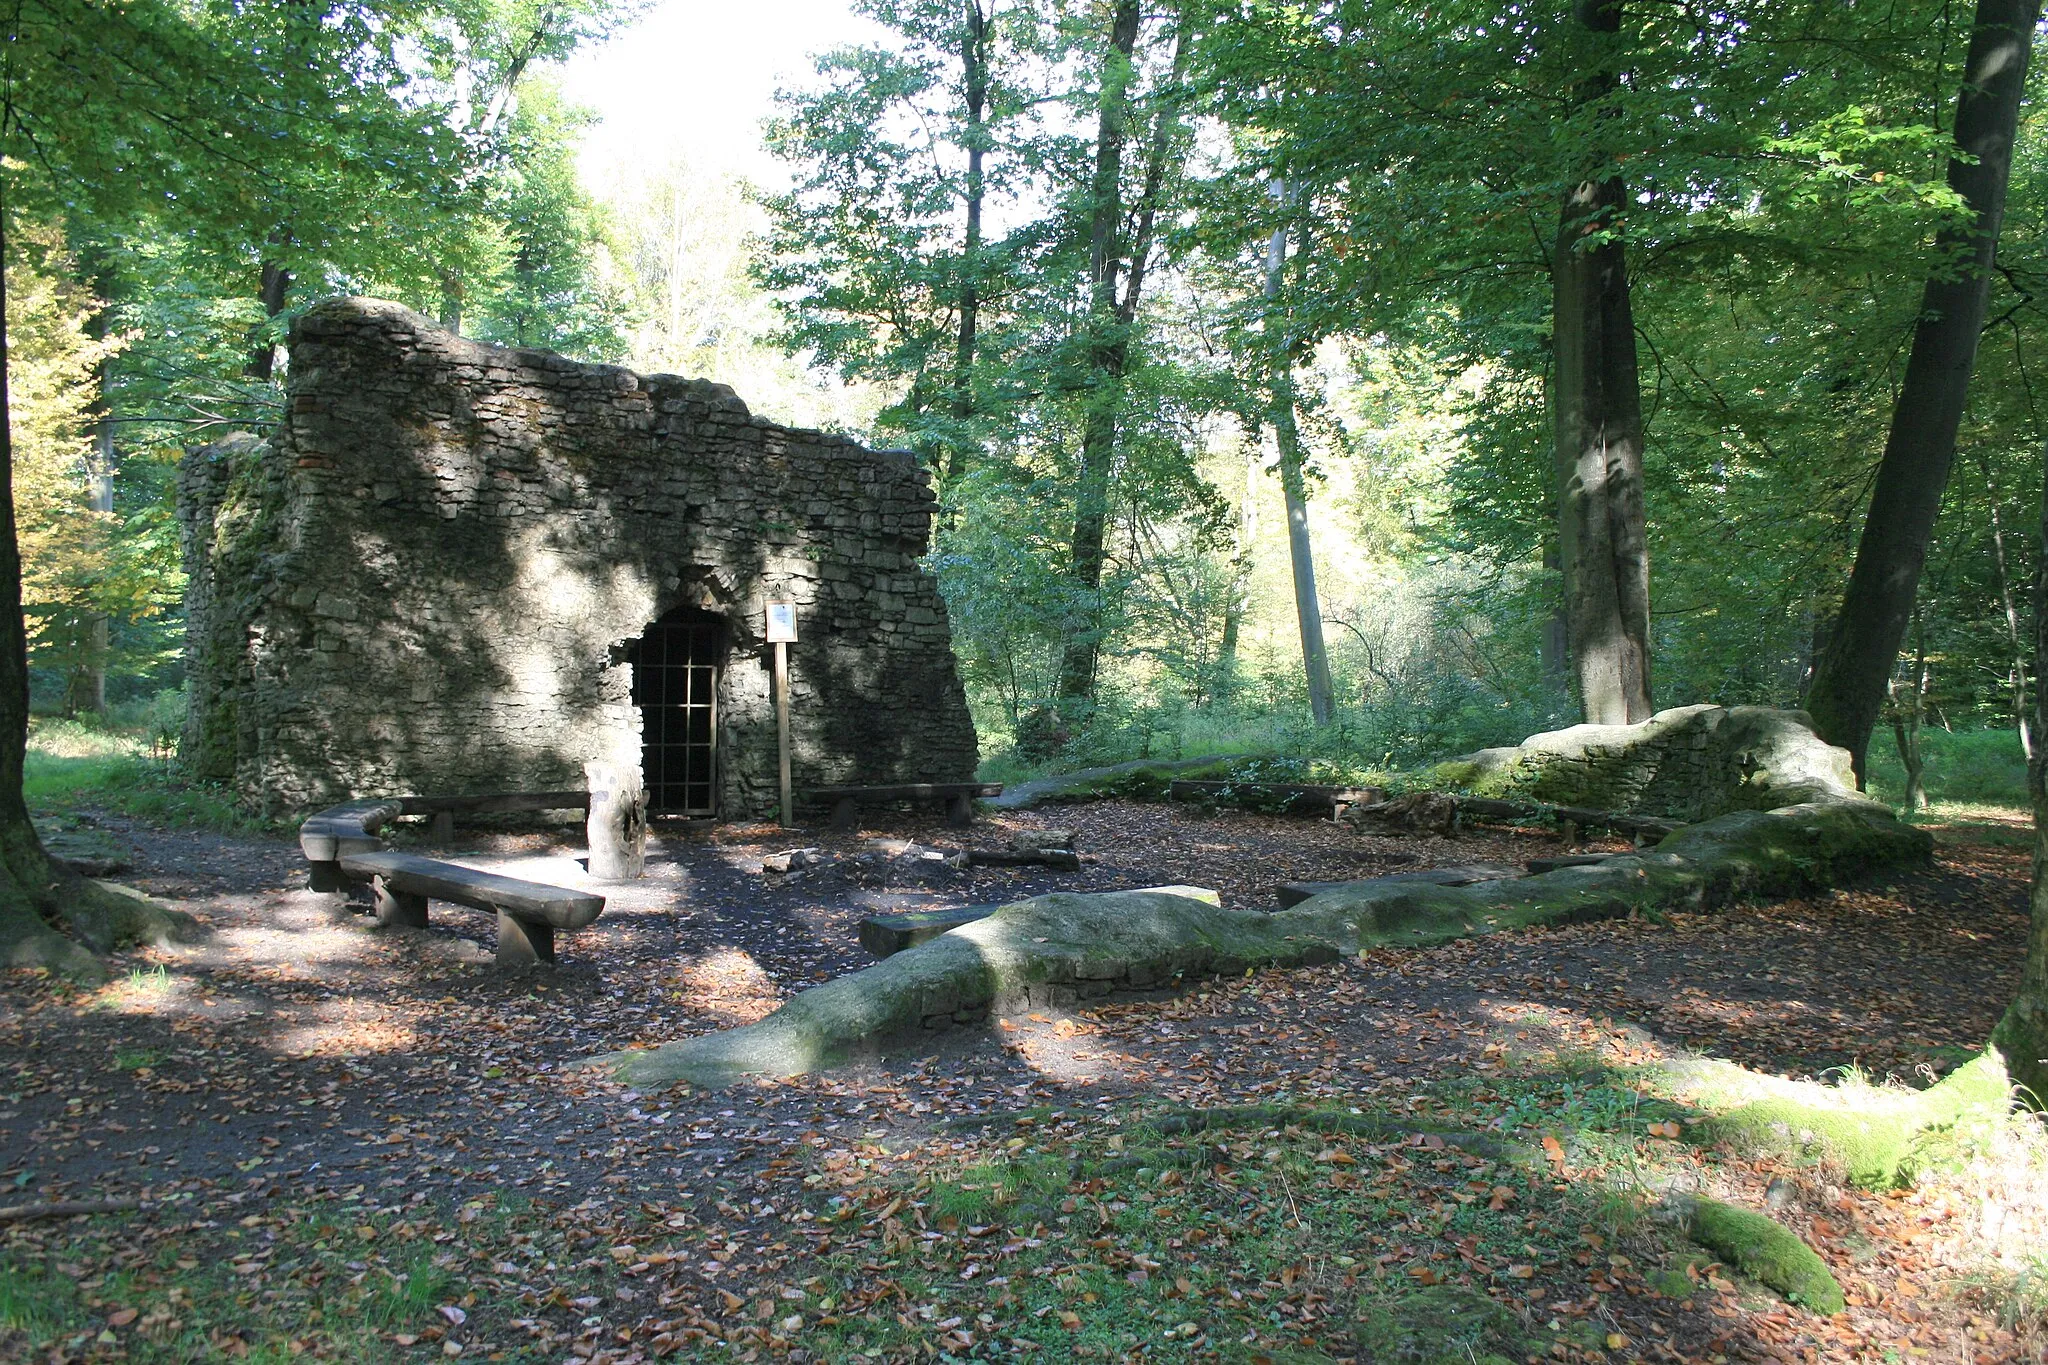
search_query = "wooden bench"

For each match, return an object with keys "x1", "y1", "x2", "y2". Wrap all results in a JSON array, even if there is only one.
[
  {"x1": 299, "y1": 791, "x2": 590, "y2": 890},
  {"x1": 338, "y1": 850, "x2": 604, "y2": 966},
  {"x1": 807, "y1": 782, "x2": 1004, "y2": 830},
  {"x1": 300, "y1": 792, "x2": 603, "y2": 965}
]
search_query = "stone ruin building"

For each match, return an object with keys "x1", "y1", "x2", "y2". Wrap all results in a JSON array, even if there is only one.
[{"x1": 179, "y1": 297, "x2": 978, "y2": 818}]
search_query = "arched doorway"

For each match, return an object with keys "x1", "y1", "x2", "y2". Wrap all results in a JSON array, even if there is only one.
[{"x1": 627, "y1": 607, "x2": 724, "y2": 815}]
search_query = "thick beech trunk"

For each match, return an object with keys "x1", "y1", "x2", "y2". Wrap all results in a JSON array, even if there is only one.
[
  {"x1": 1805, "y1": 0, "x2": 2039, "y2": 781},
  {"x1": 1552, "y1": 0, "x2": 1652, "y2": 726},
  {"x1": 1264, "y1": 209, "x2": 1333, "y2": 727}
]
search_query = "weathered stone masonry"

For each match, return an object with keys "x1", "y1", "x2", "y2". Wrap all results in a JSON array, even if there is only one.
[{"x1": 179, "y1": 297, "x2": 978, "y2": 816}]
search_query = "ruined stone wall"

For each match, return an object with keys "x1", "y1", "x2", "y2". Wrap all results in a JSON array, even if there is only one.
[
  {"x1": 1434, "y1": 705, "x2": 1858, "y2": 820},
  {"x1": 178, "y1": 297, "x2": 978, "y2": 816}
]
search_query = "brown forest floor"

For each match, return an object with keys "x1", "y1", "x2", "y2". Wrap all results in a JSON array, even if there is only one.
[{"x1": 0, "y1": 799, "x2": 2038, "y2": 1363}]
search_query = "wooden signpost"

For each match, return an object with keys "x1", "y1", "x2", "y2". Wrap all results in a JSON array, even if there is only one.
[{"x1": 766, "y1": 602, "x2": 797, "y2": 826}]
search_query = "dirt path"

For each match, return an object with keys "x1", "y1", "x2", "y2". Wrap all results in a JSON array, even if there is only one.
[{"x1": 0, "y1": 803, "x2": 2035, "y2": 1362}]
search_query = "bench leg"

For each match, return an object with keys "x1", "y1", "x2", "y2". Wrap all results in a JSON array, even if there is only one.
[
  {"x1": 372, "y1": 877, "x2": 429, "y2": 929},
  {"x1": 308, "y1": 860, "x2": 345, "y2": 893},
  {"x1": 495, "y1": 912, "x2": 555, "y2": 967},
  {"x1": 830, "y1": 797, "x2": 858, "y2": 832},
  {"x1": 945, "y1": 793, "x2": 973, "y2": 827},
  {"x1": 428, "y1": 810, "x2": 456, "y2": 846}
]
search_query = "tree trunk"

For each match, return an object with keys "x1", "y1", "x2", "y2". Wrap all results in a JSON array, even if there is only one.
[
  {"x1": 245, "y1": 255, "x2": 292, "y2": 380},
  {"x1": 1994, "y1": 436, "x2": 2048, "y2": 1107},
  {"x1": 1056, "y1": 0, "x2": 1144, "y2": 708},
  {"x1": 1264, "y1": 204, "x2": 1334, "y2": 727},
  {"x1": 0, "y1": 200, "x2": 193, "y2": 979},
  {"x1": 440, "y1": 268, "x2": 465, "y2": 337},
  {"x1": 1887, "y1": 621, "x2": 1928, "y2": 812},
  {"x1": 1552, "y1": 0, "x2": 1652, "y2": 727},
  {"x1": 947, "y1": 0, "x2": 989, "y2": 482},
  {"x1": 1803, "y1": 0, "x2": 2040, "y2": 782},
  {"x1": 1980, "y1": 450, "x2": 2033, "y2": 759},
  {"x1": 1214, "y1": 420, "x2": 1259, "y2": 704},
  {"x1": 1541, "y1": 540, "x2": 1571, "y2": 700}
]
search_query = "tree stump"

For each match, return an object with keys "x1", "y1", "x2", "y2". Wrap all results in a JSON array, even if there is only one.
[{"x1": 585, "y1": 760, "x2": 647, "y2": 881}]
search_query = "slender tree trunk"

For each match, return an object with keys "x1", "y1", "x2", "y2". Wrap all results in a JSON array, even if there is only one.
[
  {"x1": 1994, "y1": 441, "x2": 2048, "y2": 1107},
  {"x1": 245, "y1": 255, "x2": 292, "y2": 380},
  {"x1": 947, "y1": 0, "x2": 990, "y2": 482},
  {"x1": 1804, "y1": 0, "x2": 2040, "y2": 782},
  {"x1": 1541, "y1": 540, "x2": 1571, "y2": 698},
  {"x1": 1057, "y1": 0, "x2": 1144, "y2": 707},
  {"x1": 1980, "y1": 451, "x2": 2033, "y2": 759},
  {"x1": 1214, "y1": 420, "x2": 1259, "y2": 703},
  {"x1": 1553, "y1": 0, "x2": 1652, "y2": 727},
  {"x1": 1264, "y1": 202, "x2": 1334, "y2": 727},
  {"x1": 79, "y1": 419, "x2": 114, "y2": 716},
  {"x1": 1888, "y1": 617, "x2": 1929, "y2": 811}
]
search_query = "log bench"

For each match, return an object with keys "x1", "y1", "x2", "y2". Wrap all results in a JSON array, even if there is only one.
[
  {"x1": 300, "y1": 792, "x2": 604, "y2": 965},
  {"x1": 300, "y1": 791, "x2": 590, "y2": 890},
  {"x1": 339, "y1": 850, "x2": 604, "y2": 966},
  {"x1": 807, "y1": 782, "x2": 1004, "y2": 830}
]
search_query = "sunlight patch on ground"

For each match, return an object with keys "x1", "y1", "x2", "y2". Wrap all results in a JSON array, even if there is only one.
[
  {"x1": 87, "y1": 962, "x2": 193, "y2": 1017},
  {"x1": 667, "y1": 948, "x2": 784, "y2": 1025},
  {"x1": 994, "y1": 1012, "x2": 1138, "y2": 1088},
  {"x1": 267, "y1": 1009, "x2": 421, "y2": 1060}
]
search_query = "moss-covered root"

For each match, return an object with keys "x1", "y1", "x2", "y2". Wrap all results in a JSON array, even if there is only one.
[
  {"x1": 2, "y1": 876, "x2": 198, "y2": 984},
  {"x1": 62, "y1": 877, "x2": 200, "y2": 953},
  {"x1": 1700, "y1": 1052, "x2": 2011, "y2": 1188},
  {"x1": 0, "y1": 901, "x2": 108, "y2": 982},
  {"x1": 1994, "y1": 1000, "x2": 2048, "y2": 1112},
  {"x1": 1682, "y1": 1197, "x2": 1845, "y2": 1314},
  {"x1": 598, "y1": 886, "x2": 1313, "y2": 1090}
]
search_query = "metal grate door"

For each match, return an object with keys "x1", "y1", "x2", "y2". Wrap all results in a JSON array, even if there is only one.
[{"x1": 630, "y1": 615, "x2": 721, "y2": 815}]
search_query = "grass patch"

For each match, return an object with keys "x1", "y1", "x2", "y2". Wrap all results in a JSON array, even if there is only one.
[
  {"x1": 0, "y1": 1196, "x2": 618, "y2": 1363},
  {"x1": 25, "y1": 716, "x2": 258, "y2": 833},
  {"x1": 1864, "y1": 725, "x2": 2028, "y2": 817},
  {"x1": 766, "y1": 1071, "x2": 1739, "y2": 1362}
]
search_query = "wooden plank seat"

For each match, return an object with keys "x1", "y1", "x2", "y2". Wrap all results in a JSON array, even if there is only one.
[
  {"x1": 337, "y1": 850, "x2": 604, "y2": 966},
  {"x1": 300, "y1": 791, "x2": 590, "y2": 891},
  {"x1": 806, "y1": 782, "x2": 1004, "y2": 831}
]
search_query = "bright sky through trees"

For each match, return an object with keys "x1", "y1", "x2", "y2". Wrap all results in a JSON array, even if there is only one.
[{"x1": 558, "y1": 0, "x2": 883, "y2": 180}]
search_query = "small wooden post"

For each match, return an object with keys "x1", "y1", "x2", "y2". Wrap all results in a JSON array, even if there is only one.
[
  {"x1": 584, "y1": 759, "x2": 647, "y2": 880},
  {"x1": 766, "y1": 601, "x2": 797, "y2": 828},
  {"x1": 774, "y1": 640, "x2": 793, "y2": 827}
]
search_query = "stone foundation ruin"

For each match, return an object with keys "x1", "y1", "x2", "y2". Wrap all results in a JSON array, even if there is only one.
[{"x1": 178, "y1": 297, "x2": 977, "y2": 817}]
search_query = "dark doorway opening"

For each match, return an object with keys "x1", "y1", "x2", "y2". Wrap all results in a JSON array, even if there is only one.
[{"x1": 628, "y1": 607, "x2": 724, "y2": 815}]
